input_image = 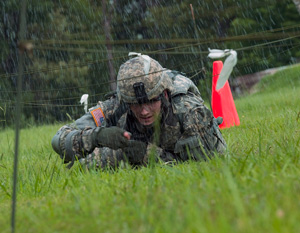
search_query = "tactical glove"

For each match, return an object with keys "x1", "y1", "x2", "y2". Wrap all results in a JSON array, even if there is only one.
[
  {"x1": 94, "y1": 126, "x2": 130, "y2": 150},
  {"x1": 123, "y1": 140, "x2": 147, "y2": 165}
]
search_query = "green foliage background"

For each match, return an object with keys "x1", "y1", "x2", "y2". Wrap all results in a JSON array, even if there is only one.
[{"x1": 0, "y1": 0, "x2": 300, "y2": 126}]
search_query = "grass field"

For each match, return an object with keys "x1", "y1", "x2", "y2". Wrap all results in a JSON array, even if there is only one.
[{"x1": 1, "y1": 65, "x2": 300, "y2": 233}]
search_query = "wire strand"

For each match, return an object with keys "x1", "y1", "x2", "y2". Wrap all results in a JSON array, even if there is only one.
[{"x1": 1, "y1": 23, "x2": 300, "y2": 80}]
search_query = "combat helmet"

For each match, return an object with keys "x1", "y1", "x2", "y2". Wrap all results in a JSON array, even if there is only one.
[{"x1": 117, "y1": 53, "x2": 173, "y2": 104}]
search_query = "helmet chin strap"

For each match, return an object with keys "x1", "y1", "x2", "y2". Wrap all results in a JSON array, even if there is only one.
[
  {"x1": 160, "y1": 91, "x2": 171, "y2": 123},
  {"x1": 161, "y1": 91, "x2": 170, "y2": 108}
]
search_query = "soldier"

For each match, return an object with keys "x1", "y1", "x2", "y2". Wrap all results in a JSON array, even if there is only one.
[{"x1": 51, "y1": 53, "x2": 226, "y2": 169}]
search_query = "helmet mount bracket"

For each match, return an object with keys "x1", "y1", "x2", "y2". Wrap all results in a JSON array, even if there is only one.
[{"x1": 133, "y1": 82, "x2": 149, "y2": 104}]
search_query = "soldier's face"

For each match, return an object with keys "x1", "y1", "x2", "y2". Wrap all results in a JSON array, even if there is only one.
[{"x1": 129, "y1": 99, "x2": 162, "y2": 126}]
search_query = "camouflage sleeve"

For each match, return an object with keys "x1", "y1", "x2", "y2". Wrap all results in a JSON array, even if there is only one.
[
  {"x1": 174, "y1": 93, "x2": 227, "y2": 161},
  {"x1": 51, "y1": 97, "x2": 118, "y2": 163}
]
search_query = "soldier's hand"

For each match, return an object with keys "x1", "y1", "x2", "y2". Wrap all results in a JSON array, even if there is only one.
[
  {"x1": 123, "y1": 140, "x2": 147, "y2": 165},
  {"x1": 96, "y1": 127, "x2": 130, "y2": 150}
]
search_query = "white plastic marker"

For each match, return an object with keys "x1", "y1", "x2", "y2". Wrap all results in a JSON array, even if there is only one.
[
  {"x1": 80, "y1": 94, "x2": 89, "y2": 113},
  {"x1": 208, "y1": 49, "x2": 237, "y2": 90}
]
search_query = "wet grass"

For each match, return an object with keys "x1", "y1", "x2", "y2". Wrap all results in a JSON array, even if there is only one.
[{"x1": 0, "y1": 65, "x2": 300, "y2": 233}]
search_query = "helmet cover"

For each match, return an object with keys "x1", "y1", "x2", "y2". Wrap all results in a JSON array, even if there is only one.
[{"x1": 117, "y1": 53, "x2": 173, "y2": 104}]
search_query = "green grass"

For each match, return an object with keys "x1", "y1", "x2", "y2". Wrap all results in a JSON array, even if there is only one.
[{"x1": 1, "y1": 65, "x2": 300, "y2": 233}]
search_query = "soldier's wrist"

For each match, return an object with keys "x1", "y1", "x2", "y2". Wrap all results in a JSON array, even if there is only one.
[{"x1": 92, "y1": 127, "x2": 105, "y2": 147}]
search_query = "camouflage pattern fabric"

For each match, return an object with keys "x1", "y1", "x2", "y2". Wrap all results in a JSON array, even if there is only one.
[
  {"x1": 79, "y1": 147, "x2": 125, "y2": 170},
  {"x1": 117, "y1": 56, "x2": 174, "y2": 104},
  {"x1": 172, "y1": 92, "x2": 226, "y2": 160},
  {"x1": 52, "y1": 73, "x2": 226, "y2": 169}
]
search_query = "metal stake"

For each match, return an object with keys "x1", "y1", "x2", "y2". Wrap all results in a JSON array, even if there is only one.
[{"x1": 11, "y1": 1, "x2": 27, "y2": 232}]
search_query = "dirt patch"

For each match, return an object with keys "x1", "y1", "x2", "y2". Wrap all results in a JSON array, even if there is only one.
[{"x1": 230, "y1": 67, "x2": 281, "y2": 95}]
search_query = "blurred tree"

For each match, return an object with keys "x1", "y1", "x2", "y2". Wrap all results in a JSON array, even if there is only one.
[
  {"x1": 0, "y1": 0, "x2": 55, "y2": 126},
  {"x1": 102, "y1": 0, "x2": 116, "y2": 91}
]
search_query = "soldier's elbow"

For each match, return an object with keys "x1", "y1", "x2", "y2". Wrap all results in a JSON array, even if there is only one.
[{"x1": 51, "y1": 131, "x2": 62, "y2": 155}]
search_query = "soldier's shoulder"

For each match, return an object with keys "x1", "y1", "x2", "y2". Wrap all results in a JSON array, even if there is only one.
[
  {"x1": 166, "y1": 70, "x2": 201, "y2": 97},
  {"x1": 171, "y1": 92, "x2": 204, "y2": 114},
  {"x1": 88, "y1": 97, "x2": 119, "y2": 127},
  {"x1": 89, "y1": 96, "x2": 118, "y2": 113}
]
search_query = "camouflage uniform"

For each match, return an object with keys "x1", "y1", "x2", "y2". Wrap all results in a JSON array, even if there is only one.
[{"x1": 52, "y1": 55, "x2": 226, "y2": 169}]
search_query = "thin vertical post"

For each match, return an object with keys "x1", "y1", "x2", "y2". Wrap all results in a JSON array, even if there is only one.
[{"x1": 11, "y1": 0, "x2": 27, "y2": 232}]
